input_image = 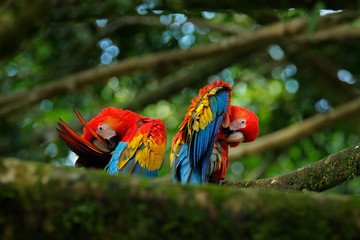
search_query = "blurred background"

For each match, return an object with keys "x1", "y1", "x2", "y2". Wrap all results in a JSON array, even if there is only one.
[{"x1": 0, "y1": 1, "x2": 359, "y2": 194}]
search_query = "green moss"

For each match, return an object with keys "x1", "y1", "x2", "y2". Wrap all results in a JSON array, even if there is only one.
[{"x1": 2, "y1": 158, "x2": 360, "y2": 239}]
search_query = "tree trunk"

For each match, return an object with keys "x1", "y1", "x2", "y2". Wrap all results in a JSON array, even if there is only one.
[{"x1": 1, "y1": 158, "x2": 360, "y2": 239}]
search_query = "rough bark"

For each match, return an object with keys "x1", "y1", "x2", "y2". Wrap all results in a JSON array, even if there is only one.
[
  {"x1": 229, "y1": 97, "x2": 360, "y2": 159},
  {"x1": 226, "y1": 143, "x2": 360, "y2": 192},
  {"x1": 1, "y1": 157, "x2": 360, "y2": 239},
  {"x1": 0, "y1": 12, "x2": 358, "y2": 118}
]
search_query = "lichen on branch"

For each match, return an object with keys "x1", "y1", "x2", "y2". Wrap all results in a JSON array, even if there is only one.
[{"x1": 226, "y1": 143, "x2": 360, "y2": 192}]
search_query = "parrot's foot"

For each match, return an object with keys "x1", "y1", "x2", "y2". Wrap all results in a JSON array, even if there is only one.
[
  {"x1": 218, "y1": 178, "x2": 228, "y2": 185},
  {"x1": 209, "y1": 177, "x2": 228, "y2": 185}
]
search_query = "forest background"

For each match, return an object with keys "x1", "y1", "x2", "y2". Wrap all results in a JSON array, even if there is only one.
[{"x1": 1, "y1": 1, "x2": 360, "y2": 238}]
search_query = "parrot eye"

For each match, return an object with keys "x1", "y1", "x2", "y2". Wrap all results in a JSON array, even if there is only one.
[
  {"x1": 241, "y1": 120, "x2": 246, "y2": 124},
  {"x1": 98, "y1": 126, "x2": 103, "y2": 131}
]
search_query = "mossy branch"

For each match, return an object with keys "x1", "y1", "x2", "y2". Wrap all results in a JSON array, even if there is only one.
[
  {"x1": 226, "y1": 143, "x2": 360, "y2": 192},
  {"x1": 1, "y1": 157, "x2": 360, "y2": 239}
]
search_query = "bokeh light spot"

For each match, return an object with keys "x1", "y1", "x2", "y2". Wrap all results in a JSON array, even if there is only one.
[
  {"x1": 40, "y1": 99, "x2": 53, "y2": 112},
  {"x1": 284, "y1": 64, "x2": 297, "y2": 77},
  {"x1": 181, "y1": 22, "x2": 195, "y2": 35},
  {"x1": 160, "y1": 15, "x2": 172, "y2": 25},
  {"x1": 7, "y1": 62, "x2": 18, "y2": 77},
  {"x1": 95, "y1": 19, "x2": 108, "y2": 28},
  {"x1": 319, "y1": 9, "x2": 342, "y2": 16},
  {"x1": 201, "y1": 11, "x2": 216, "y2": 19},
  {"x1": 101, "y1": 52, "x2": 113, "y2": 65},
  {"x1": 285, "y1": 79, "x2": 299, "y2": 93},
  {"x1": 337, "y1": 69, "x2": 356, "y2": 84},
  {"x1": 268, "y1": 45, "x2": 284, "y2": 60},
  {"x1": 174, "y1": 14, "x2": 187, "y2": 24},
  {"x1": 231, "y1": 161, "x2": 244, "y2": 176},
  {"x1": 152, "y1": 10, "x2": 164, "y2": 15},
  {"x1": 178, "y1": 35, "x2": 195, "y2": 49},
  {"x1": 105, "y1": 45, "x2": 120, "y2": 57},
  {"x1": 315, "y1": 98, "x2": 333, "y2": 112},
  {"x1": 136, "y1": 4, "x2": 148, "y2": 15},
  {"x1": 44, "y1": 143, "x2": 58, "y2": 158},
  {"x1": 98, "y1": 38, "x2": 112, "y2": 50},
  {"x1": 162, "y1": 31, "x2": 172, "y2": 44}
]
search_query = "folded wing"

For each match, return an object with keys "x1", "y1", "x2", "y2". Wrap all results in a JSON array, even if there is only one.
[
  {"x1": 105, "y1": 119, "x2": 166, "y2": 178},
  {"x1": 171, "y1": 80, "x2": 232, "y2": 183}
]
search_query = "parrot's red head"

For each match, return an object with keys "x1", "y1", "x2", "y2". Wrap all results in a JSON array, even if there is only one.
[
  {"x1": 82, "y1": 107, "x2": 126, "y2": 144},
  {"x1": 222, "y1": 105, "x2": 259, "y2": 147}
]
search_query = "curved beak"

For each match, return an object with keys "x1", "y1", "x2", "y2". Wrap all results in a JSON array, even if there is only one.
[
  {"x1": 227, "y1": 131, "x2": 244, "y2": 143},
  {"x1": 106, "y1": 136, "x2": 118, "y2": 151}
]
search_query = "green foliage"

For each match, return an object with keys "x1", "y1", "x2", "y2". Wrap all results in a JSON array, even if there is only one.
[{"x1": 0, "y1": 5, "x2": 359, "y2": 194}]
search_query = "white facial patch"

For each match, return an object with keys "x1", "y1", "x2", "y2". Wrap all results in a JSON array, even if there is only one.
[
  {"x1": 96, "y1": 123, "x2": 116, "y2": 140},
  {"x1": 229, "y1": 118, "x2": 246, "y2": 130},
  {"x1": 227, "y1": 132, "x2": 245, "y2": 142}
]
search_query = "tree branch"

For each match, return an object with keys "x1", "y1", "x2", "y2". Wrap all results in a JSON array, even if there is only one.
[
  {"x1": 226, "y1": 143, "x2": 360, "y2": 192},
  {"x1": 229, "y1": 97, "x2": 360, "y2": 159},
  {"x1": 121, "y1": 55, "x2": 239, "y2": 111},
  {"x1": 293, "y1": 24, "x2": 360, "y2": 44},
  {"x1": 0, "y1": 12, "x2": 358, "y2": 118},
  {"x1": 1, "y1": 157, "x2": 360, "y2": 239}
]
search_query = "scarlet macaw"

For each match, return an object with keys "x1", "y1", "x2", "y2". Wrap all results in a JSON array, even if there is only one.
[
  {"x1": 57, "y1": 107, "x2": 166, "y2": 177},
  {"x1": 170, "y1": 80, "x2": 259, "y2": 184}
]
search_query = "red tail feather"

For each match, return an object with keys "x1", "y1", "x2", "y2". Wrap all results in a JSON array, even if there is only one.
[{"x1": 57, "y1": 118, "x2": 110, "y2": 162}]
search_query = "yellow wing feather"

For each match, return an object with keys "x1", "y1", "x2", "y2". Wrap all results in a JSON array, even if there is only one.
[{"x1": 118, "y1": 122, "x2": 166, "y2": 172}]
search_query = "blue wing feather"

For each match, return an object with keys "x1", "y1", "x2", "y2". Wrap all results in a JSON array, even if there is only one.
[
  {"x1": 172, "y1": 85, "x2": 230, "y2": 184},
  {"x1": 120, "y1": 157, "x2": 137, "y2": 174},
  {"x1": 188, "y1": 89, "x2": 229, "y2": 182},
  {"x1": 179, "y1": 145, "x2": 192, "y2": 183},
  {"x1": 216, "y1": 91, "x2": 229, "y2": 114},
  {"x1": 175, "y1": 143, "x2": 202, "y2": 184},
  {"x1": 200, "y1": 115, "x2": 223, "y2": 182},
  {"x1": 132, "y1": 162, "x2": 159, "y2": 177},
  {"x1": 131, "y1": 162, "x2": 143, "y2": 174},
  {"x1": 210, "y1": 96, "x2": 218, "y2": 114},
  {"x1": 189, "y1": 168, "x2": 202, "y2": 184},
  {"x1": 105, "y1": 142, "x2": 128, "y2": 175}
]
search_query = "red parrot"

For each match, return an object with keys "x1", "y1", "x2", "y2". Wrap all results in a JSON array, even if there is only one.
[
  {"x1": 170, "y1": 80, "x2": 259, "y2": 184},
  {"x1": 57, "y1": 107, "x2": 166, "y2": 177}
]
